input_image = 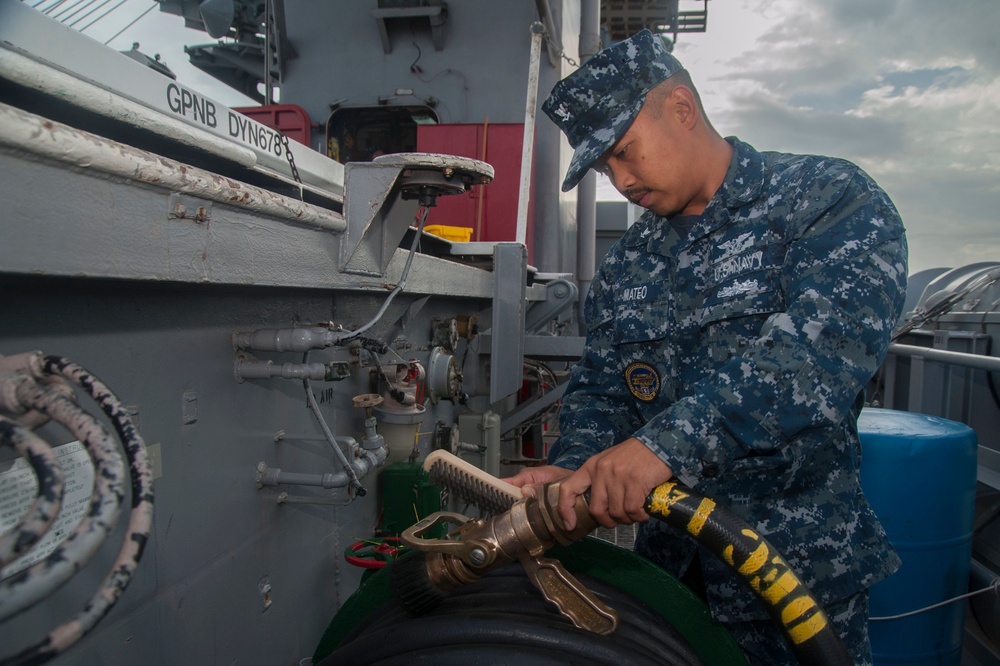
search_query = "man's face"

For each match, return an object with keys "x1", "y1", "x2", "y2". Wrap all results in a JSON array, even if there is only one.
[{"x1": 593, "y1": 90, "x2": 703, "y2": 218}]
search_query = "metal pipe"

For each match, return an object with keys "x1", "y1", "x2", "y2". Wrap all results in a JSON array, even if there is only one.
[
  {"x1": 515, "y1": 23, "x2": 545, "y2": 248},
  {"x1": 0, "y1": 102, "x2": 347, "y2": 233},
  {"x1": 0, "y1": 45, "x2": 344, "y2": 205},
  {"x1": 0, "y1": 47, "x2": 257, "y2": 170},
  {"x1": 259, "y1": 447, "x2": 388, "y2": 490},
  {"x1": 235, "y1": 359, "x2": 330, "y2": 381},
  {"x1": 579, "y1": 0, "x2": 602, "y2": 60},
  {"x1": 575, "y1": 0, "x2": 601, "y2": 333},
  {"x1": 264, "y1": 0, "x2": 273, "y2": 105},
  {"x1": 576, "y1": 171, "x2": 596, "y2": 332},
  {"x1": 888, "y1": 342, "x2": 1000, "y2": 373},
  {"x1": 533, "y1": 0, "x2": 561, "y2": 66},
  {"x1": 232, "y1": 327, "x2": 344, "y2": 353}
]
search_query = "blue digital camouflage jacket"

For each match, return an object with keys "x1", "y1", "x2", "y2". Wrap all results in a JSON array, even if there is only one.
[{"x1": 549, "y1": 137, "x2": 908, "y2": 622}]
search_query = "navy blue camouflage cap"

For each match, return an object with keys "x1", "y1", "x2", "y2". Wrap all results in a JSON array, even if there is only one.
[{"x1": 542, "y1": 29, "x2": 683, "y2": 192}]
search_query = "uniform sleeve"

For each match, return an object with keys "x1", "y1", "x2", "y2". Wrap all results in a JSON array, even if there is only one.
[
  {"x1": 547, "y1": 257, "x2": 642, "y2": 470},
  {"x1": 634, "y1": 169, "x2": 908, "y2": 489}
]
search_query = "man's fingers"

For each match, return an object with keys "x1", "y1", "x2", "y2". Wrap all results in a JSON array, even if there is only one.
[
  {"x1": 558, "y1": 470, "x2": 593, "y2": 531},
  {"x1": 502, "y1": 465, "x2": 571, "y2": 489}
]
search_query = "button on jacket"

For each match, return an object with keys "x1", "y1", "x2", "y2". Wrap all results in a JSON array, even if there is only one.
[{"x1": 550, "y1": 138, "x2": 908, "y2": 622}]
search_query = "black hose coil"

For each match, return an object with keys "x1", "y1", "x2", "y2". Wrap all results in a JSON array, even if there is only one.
[{"x1": 321, "y1": 563, "x2": 705, "y2": 666}]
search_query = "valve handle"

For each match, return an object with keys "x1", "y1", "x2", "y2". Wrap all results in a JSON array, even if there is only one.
[
  {"x1": 400, "y1": 511, "x2": 496, "y2": 567},
  {"x1": 520, "y1": 554, "x2": 619, "y2": 635},
  {"x1": 352, "y1": 393, "x2": 384, "y2": 409},
  {"x1": 344, "y1": 537, "x2": 405, "y2": 569}
]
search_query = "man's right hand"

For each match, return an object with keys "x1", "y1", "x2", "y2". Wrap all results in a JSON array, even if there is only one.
[{"x1": 503, "y1": 465, "x2": 572, "y2": 499}]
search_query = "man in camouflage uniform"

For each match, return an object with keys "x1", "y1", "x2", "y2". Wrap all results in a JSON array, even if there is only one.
[{"x1": 506, "y1": 29, "x2": 907, "y2": 665}]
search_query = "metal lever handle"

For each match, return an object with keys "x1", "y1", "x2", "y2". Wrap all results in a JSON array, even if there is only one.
[
  {"x1": 520, "y1": 554, "x2": 619, "y2": 635},
  {"x1": 400, "y1": 510, "x2": 495, "y2": 566}
]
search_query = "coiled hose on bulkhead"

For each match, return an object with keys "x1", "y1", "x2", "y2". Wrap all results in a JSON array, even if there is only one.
[
  {"x1": 644, "y1": 481, "x2": 853, "y2": 666},
  {"x1": 319, "y1": 565, "x2": 706, "y2": 666}
]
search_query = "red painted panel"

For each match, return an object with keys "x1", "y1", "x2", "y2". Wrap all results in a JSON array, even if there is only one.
[
  {"x1": 417, "y1": 123, "x2": 535, "y2": 263},
  {"x1": 234, "y1": 104, "x2": 312, "y2": 146}
]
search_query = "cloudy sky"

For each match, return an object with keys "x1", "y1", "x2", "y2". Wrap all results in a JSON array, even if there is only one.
[
  {"x1": 649, "y1": 0, "x2": 1000, "y2": 276},
  {"x1": 30, "y1": 0, "x2": 1000, "y2": 275}
]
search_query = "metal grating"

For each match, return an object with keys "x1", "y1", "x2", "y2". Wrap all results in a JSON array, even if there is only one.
[{"x1": 601, "y1": 0, "x2": 708, "y2": 43}]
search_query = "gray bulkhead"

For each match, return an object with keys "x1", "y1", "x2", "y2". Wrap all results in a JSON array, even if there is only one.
[{"x1": 0, "y1": 1, "x2": 590, "y2": 663}]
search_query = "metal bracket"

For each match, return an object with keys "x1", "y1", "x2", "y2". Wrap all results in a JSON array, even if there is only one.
[
  {"x1": 490, "y1": 243, "x2": 527, "y2": 402},
  {"x1": 168, "y1": 193, "x2": 212, "y2": 223},
  {"x1": 372, "y1": 4, "x2": 448, "y2": 54},
  {"x1": 525, "y1": 276, "x2": 579, "y2": 334},
  {"x1": 340, "y1": 153, "x2": 493, "y2": 276}
]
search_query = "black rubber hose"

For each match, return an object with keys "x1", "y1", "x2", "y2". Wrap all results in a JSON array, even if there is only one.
[
  {"x1": 322, "y1": 565, "x2": 704, "y2": 666},
  {"x1": 645, "y1": 481, "x2": 853, "y2": 666}
]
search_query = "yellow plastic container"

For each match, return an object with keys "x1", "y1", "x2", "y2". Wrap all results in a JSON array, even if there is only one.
[{"x1": 424, "y1": 225, "x2": 473, "y2": 242}]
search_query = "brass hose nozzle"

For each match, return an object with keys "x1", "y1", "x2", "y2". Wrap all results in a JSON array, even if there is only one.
[{"x1": 397, "y1": 480, "x2": 618, "y2": 635}]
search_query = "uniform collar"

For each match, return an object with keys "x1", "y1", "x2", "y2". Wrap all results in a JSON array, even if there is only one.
[
  {"x1": 636, "y1": 137, "x2": 764, "y2": 257},
  {"x1": 713, "y1": 137, "x2": 765, "y2": 210}
]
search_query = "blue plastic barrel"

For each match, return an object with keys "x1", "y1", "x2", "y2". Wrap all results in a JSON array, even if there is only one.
[{"x1": 858, "y1": 408, "x2": 978, "y2": 665}]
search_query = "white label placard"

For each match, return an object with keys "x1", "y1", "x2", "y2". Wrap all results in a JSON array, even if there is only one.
[{"x1": 0, "y1": 441, "x2": 94, "y2": 580}]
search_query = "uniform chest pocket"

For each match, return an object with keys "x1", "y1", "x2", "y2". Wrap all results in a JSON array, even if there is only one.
[
  {"x1": 701, "y1": 240, "x2": 786, "y2": 326},
  {"x1": 699, "y1": 282, "x2": 784, "y2": 327},
  {"x1": 699, "y1": 282, "x2": 784, "y2": 363},
  {"x1": 613, "y1": 299, "x2": 671, "y2": 345},
  {"x1": 612, "y1": 299, "x2": 675, "y2": 407}
]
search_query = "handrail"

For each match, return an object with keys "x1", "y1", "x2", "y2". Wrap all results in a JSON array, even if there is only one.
[{"x1": 888, "y1": 342, "x2": 1000, "y2": 373}]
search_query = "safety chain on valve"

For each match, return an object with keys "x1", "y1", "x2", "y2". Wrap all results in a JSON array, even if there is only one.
[{"x1": 396, "y1": 480, "x2": 618, "y2": 635}]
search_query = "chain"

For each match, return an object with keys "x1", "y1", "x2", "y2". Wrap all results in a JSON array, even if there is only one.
[
  {"x1": 541, "y1": 26, "x2": 579, "y2": 68},
  {"x1": 281, "y1": 134, "x2": 304, "y2": 199}
]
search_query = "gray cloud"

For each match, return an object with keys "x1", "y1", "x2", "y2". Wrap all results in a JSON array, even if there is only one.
[{"x1": 693, "y1": 0, "x2": 1000, "y2": 272}]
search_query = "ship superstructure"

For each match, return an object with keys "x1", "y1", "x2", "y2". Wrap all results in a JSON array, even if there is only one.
[{"x1": 1, "y1": 2, "x2": 999, "y2": 665}]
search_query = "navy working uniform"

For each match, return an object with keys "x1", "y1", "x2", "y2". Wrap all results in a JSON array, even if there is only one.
[{"x1": 542, "y1": 29, "x2": 908, "y2": 664}]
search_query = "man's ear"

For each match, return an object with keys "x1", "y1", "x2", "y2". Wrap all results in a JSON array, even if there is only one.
[{"x1": 669, "y1": 86, "x2": 698, "y2": 129}]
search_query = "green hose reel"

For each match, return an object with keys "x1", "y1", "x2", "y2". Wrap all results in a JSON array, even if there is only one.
[{"x1": 313, "y1": 536, "x2": 747, "y2": 665}]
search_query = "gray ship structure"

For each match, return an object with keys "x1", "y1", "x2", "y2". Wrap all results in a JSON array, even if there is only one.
[{"x1": 1, "y1": 1, "x2": 998, "y2": 664}]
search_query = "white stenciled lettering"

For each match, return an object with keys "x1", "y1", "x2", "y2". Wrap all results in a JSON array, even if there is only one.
[
  {"x1": 621, "y1": 285, "x2": 648, "y2": 301},
  {"x1": 227, "y1": 111, "x2": 283, "y2": 156},
  {"x1": 165, "y1": 83, "x2": 218, "y2": 128},
  {"x1": 714, "y1": 250, "x2": 763, "y2": 282}
]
